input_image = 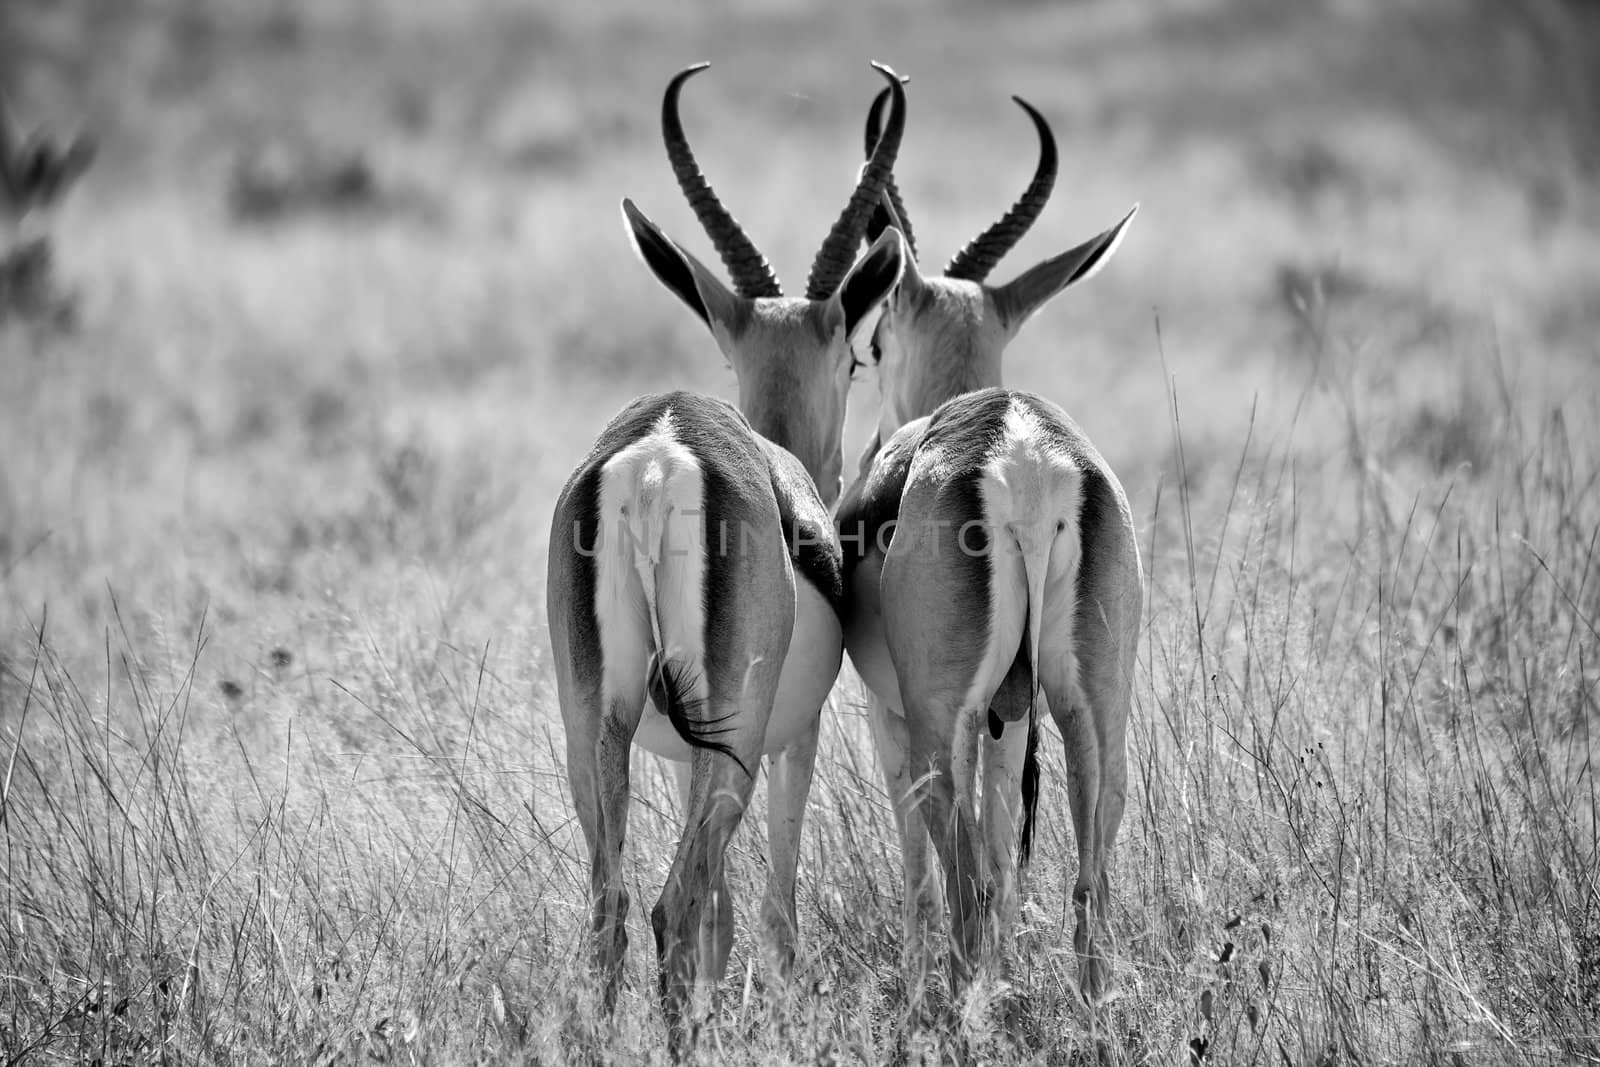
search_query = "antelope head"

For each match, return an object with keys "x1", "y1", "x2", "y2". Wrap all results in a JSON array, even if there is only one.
[
  {"x1": 858, "y1": 89, "x2": 1136, "y2": 443},
  {"x1": 622, "y1": 62, "x2": 908, "y2": 508}
]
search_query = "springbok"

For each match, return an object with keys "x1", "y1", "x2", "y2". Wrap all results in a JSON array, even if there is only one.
[
  {"x1": 835, "y1": 89, "x2": 1140, "y2": 1005},
  {"x1": 547, "y1": 63, "x2": 906, "y2": 1054}
]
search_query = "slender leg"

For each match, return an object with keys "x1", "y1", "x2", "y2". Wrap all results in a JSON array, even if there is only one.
[
  {"x1": 674, "y1": 760, "x2": 736, "y2": 1002},
  {"x1": 1041, "y1": 653, "x2": 1112, "y2": 1005},
  {"x1": 760, "y1": 719, "x2": 820, "y2": 982},
  {"x1": 1056, "y1": 495, "x2": 1145, "y2": 1011},
  {"x1": 1095, "y1": 680, "x2": 1129, "y2": 915},
  {"x1": 566, "y1": 696, "x2": 643, "y2": 1013},
  {"x1": 563, "y1": 720, "x2": 610, "y2": 998},
  {"x1": 647, "y1": 506, "x2": 792, "y2": 1059},
  {"x1": 907, "y1": 702, "x2": 987, "y2": 994},
  {"x1": 1055, "y1": 517, "x2": 1140, "y2": 1008},
  {"x1": 1055, "y1": 638, "x2": 1135, "y2": 1006},
  {"x1": 977, "y1": 711, "x2": 1030, "y2": 952},
  {"x1": 881, "y1": 490, "x2": 1006, "y2": 1002},
  {"x1": 653, "y1": 736, "x2": 765, "y2": 1059},
  {"x1": 866, "y1": 691, "x2": 942, "y2": 990},
  {"x1": 672, "y1": 759, "x2": 693, "y2": 819}
]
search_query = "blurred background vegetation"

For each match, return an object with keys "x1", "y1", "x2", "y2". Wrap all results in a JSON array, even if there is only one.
[
  {"x1": 4, "y1": 0, "x2": 1598, "y2": 664},
  {"x1": 2, "y1": 0, "x2": 1598, "y2": 1062}
]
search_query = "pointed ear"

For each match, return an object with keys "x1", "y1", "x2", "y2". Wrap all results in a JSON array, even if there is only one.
[
  {"x1": 832, "y1": 225, "x2": 905, "y2": 342},
  {"x1": 992, "y1": 204, "x2": 1137, "y2": 333},
  {"x1": 874, "y1": 189, "x2": 925, "y2": 310},
  {"x1": 893, "y1": 232, "x2": 928, "y2": 310},
  {"x1": 621, "y1": 197, "x2": 750, "y2": 337}
]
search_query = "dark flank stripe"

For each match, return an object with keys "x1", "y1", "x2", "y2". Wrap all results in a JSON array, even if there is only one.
[
  {"x1": 698, "y1": 443, "x2": 743, "y2": 694},
  {"x1": 913, "y1": 388, "x2": 1013, "y2": 649},
  {"x1": 651, "y1": 392, "x2": 778, "y2": 728},
  {"x1": 940, "y1": 465, "x2": 992, "y2": 637},
  {"x1": 785, "y1": 519, "x2": 844, "y2": 613},
  {"x1": 1074, "y1": 467, "x2": 1117, "y2": 639},
  {"x1": 765, "y1": 446, "x2": 845, "y2": 615},
  {"x1": 568, "y1": 464, "x2": 602, "y2": 673},
  {"x1": 836, "y1": 418, "x2": 925, "y2": 584},
  {"x1": 743, "y1": 436, "x2": 844, "y2": 613}
]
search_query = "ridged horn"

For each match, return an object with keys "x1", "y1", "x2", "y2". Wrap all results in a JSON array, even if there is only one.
[
  {"x1": 862, "y1": 82, "x2": 916, "y2": 260},
  {"x1": 662, "y1": 62, "x2": 782, "y2": 299},
  {"x1": 943, "y1": 95, "x2": 1057, "y2": 282},
  {"x1": 804, "y1": 61, "x2": 906, "y2": 301}
]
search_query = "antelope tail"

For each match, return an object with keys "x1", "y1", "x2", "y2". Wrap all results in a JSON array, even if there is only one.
[
  {"x1": 627, "y1": 463, "x2": 745, "y2": 774},
  {"x1": 1013, "y1": 522, "x2": 1052, "y2": 868}
]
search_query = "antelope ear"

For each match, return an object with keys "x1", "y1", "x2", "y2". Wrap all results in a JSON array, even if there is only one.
[
  {"x1": 893, "y1": 233, "x2": 928, "y2": 310},
  {"x1": 831, "y1": 225, "x2": 905, "y2": 343},
  {"x1": 992, "y1": 204, "x2": 1137, "y2": 333},
  {"x1": 871, "y1": 188, "x2": 925, "y2": 311},
  {"x1": 622, "y1": 197, "x2": 750, "y2": 338}
]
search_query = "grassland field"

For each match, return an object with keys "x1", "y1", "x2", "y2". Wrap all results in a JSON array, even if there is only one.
[{"x1": 1, "y1": 0, "x2": 1598, "y2": 1062}]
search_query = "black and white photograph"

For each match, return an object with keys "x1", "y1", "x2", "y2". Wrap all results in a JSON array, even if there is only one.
[{"x1": 3, "y1": 0, "x2": 1598, "y2": 1062}]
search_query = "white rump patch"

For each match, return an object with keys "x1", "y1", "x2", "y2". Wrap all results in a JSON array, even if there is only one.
[
  {"x1": 971, "y1": 398, "x2": 1086, "y2": 716},
  {"x1": 594, "y1": 412, "x2": 708, "y2": 737}
]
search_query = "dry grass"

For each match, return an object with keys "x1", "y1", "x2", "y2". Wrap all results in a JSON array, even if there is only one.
[{"x1": 3, "y1": 0, "x2": 1598, "y2": 1062}]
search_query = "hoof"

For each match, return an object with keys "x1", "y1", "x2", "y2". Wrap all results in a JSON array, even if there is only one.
[{"x1": 1078, "y1": 950, "x2": 1116, "y2": 1008}]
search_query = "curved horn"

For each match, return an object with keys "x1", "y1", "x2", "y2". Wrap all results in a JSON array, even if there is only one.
[
  {"x1": 863, "y1": 83, "x2": 917, "y2": 260},
  {"x1": 805, "y1": 61, "x2": 907, "y2": 301},
  {"x1": 662, "y1": 63, "x2": 782, "y2": 299},
  {"x1": 943, "y1": 95, "x2": 1057, "y2": 283}
]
